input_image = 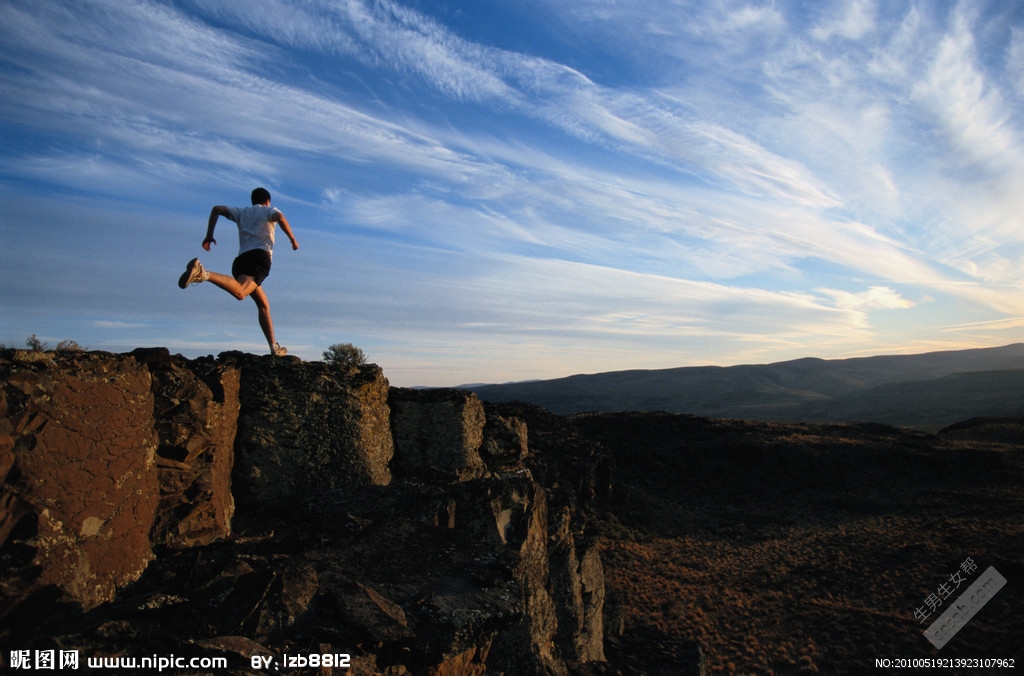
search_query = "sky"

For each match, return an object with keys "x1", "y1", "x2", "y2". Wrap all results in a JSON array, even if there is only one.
[{"x1": 2, "y1": 0, "x2": 1024, "y2": 387}]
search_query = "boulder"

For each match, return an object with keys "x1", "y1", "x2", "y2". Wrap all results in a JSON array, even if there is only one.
[
  {"x1": 481, "y1": 413, "x2": 529, "y2": 473},
  {"x1": 228, "y1": 354, "x2": 394, "y2": 505},
  {"x1": 0, "y1": 350, "x2": 158, "y2": 611},
  {"x1": 389, "y1": 388, "x2": 488, "y2": 482},
  {"x1": 131, "y1": 348, "x2": 239, "y2": 548}
]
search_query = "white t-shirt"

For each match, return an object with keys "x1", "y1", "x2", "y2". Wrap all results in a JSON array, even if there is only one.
[{"x1": 225, "y1": 205, "x2": 282, "y2": 257}]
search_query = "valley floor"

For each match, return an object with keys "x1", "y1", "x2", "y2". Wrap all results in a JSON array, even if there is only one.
[{"x1": 579, "y1": 417, "x2": 1024, "y2": 675}]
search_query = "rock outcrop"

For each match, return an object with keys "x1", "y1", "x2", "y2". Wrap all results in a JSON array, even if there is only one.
[
  {"x1": 131, "y1": 348, "x2": 240, "y2": 549},
  {"x1": 0, "y1": 349, "x2": 607, "y2": 675},
  {"x1": 389, "y1": 388, "x2": 489, "y2": 482},
  {"x1": 0, "y1": 350, "x2": 158, "y2": 613},
  {"x1": 226, "y1": 352, "x2": 394, "y2": 505}
]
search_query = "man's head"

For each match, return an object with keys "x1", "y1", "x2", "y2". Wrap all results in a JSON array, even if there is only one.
[{"x1": 251, "y1": 187, "x2": 272, "y2": 205}]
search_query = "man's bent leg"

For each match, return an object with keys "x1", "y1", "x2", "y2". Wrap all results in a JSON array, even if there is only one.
[
  {"x1": 251, "y1": 286, "x2": 277, "y2": 352},
  {"x1": 206, "y1": 272, "x2": 258, "y2": 300}
]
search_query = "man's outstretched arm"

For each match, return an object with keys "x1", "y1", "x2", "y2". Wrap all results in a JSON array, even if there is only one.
[
  {"x1": 274, "y1": 212, "x2": 299, "y2": 250},
  {"x1": 204, "y1": 206, "x2": 231, "y2": 251}
]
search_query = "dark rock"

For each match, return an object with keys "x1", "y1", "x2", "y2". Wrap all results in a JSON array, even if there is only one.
[
  {"x1": 0, "y1": 350, "x2": 158, "y2": 611},
  {"x1": 551, "y1": 536, "x2": 606, "y2": 663},
  {"x1": 482, "y1": 413, "x2": 529, "y2": 472},
  {"x1": 331, "y1": 582, "x2": 415, "y2": 647},
  {"x1": 389, "y1": 388, "x2": 488, "y2": 481},
  {"x1": 131, "y1": 348, "x2": 239, "y2": 548},
  {"x1": 228, "y1": 354, "x2": 394, "y2": 506}
]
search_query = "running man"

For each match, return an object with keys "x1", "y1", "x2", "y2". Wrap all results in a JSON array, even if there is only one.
[{"x1": 178, "y1": 187, "x2": 299, "y2": 356}]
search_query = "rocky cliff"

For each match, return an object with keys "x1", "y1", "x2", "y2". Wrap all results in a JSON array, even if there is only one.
[{"x1": 1, "y1": 349, "x2": 607, "y2": 675}]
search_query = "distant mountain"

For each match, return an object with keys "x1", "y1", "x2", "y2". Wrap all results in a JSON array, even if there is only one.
[{"x1": 462, "y1": 344, "x2": 1024, "y2": 427}]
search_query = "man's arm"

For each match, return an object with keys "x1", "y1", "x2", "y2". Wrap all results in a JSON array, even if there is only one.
[
  {"x1": 274, "y1": 212, "x2": 299, "y2": 250},
  {"x1": 204, "y1": 205, "x2": 231, "y2": 251}
]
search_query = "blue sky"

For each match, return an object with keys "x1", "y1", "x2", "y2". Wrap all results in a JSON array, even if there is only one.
[{"x1": 2, "y1": 0, "x2": 1023, "y2": 386}]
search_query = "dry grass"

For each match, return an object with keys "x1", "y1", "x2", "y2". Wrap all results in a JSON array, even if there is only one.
[{"x1": 584, "y1": 420, "x2": 1024, "y2": 675}]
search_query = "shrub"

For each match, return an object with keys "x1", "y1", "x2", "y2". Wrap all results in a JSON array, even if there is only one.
[
  {"x1": 322, "y1": 343, "x2": 367, "y2": 367},
  {"x1": 26, "y1": 334, "x2": 47, "y2": 351},
  {"x1": 55, "y1": 339, "x2": 86, "y2": 352},
  {"x1": 23, "y1": 335, "x2": 86, "y2": 352}
]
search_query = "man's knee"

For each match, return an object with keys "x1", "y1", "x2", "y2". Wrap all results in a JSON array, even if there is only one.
[{"x1": 234, "y1": 276, "x2": 258, "y2": 300}]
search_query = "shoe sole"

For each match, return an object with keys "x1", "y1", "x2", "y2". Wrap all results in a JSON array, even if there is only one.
[{"x1": 178, "y1": 258, "x2": 199, "y2": 289}]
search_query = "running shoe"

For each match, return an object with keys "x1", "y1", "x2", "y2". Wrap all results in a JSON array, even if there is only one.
[{"x1": 178, "y1": 258, "x2": 208, "y2": 288}]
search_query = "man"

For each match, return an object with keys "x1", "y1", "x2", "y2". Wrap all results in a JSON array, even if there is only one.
[{"x1": 178, "y1": 187, "x2": 299, "y2": 356}]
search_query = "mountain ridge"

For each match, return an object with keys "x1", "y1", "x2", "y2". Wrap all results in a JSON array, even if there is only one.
[{"x1": 463, "y1": 343, "x2": 1024, "y2": 427}]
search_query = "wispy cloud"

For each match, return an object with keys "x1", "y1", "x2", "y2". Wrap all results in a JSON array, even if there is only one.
[
  {"x1": 813, "y1": 0, "x2": 877, "y2": 41},
  {"x1": 912, "y1": 6, "x2": 1018, "y2": 171},
  {"x1": 819, "y1": 285, "x2": 915, "y2": 311}
]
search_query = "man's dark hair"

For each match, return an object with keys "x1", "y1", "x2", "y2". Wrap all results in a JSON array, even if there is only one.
[{"x1": 251, "y1": 187, "x2": 272, "y2": 205}]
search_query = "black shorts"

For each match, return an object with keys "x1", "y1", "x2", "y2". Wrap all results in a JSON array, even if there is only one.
[{"x1": 232, "y1": 249, "x2": 272, "y2": 285}]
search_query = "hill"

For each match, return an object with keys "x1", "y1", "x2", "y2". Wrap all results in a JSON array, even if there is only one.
[{"x1": 464, "y1": 344, "x2": 1024, "y2": 427}]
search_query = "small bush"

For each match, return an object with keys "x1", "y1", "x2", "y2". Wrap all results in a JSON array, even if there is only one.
[
  {"x1": 55, "y1": 339, "x2": 86, "y2": 352},
  {"x1": 26, "y1": 334, "x2": 47, "y2": 351},
  {"x1": 323, "y1": 343, "x2": 367, "y2": 367},
  {"x1": 23, "y1": 335, "x2": 86, "y2": 352}
]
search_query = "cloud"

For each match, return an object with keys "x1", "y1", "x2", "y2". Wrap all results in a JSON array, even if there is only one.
[
  {"x1": 719, "y1": 3, "x2": 786, "y2": 33},
  {"x1": 186, "y1": 0, "x2": 520, "y2": 104},
  {"x1": 912, "y1": 8, "x2": 1018, "y2": 172},
  {"x1": 819, "y1": 285, "x2": 915, "y2": 311},
  {"x1": 813, "y1": 0, "x2": 877, "y2": 41},
  {"x1": 92, "y1": 321, "x2": 150, "y2": 330},
  {"x1": 165, "y1": 0, "x2": 840, "y2": 212},
  {"x1": 1009, "y1": 27, "x2": 1024, "y2": 96}
]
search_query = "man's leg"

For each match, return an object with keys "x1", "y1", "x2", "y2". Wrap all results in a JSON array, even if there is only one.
[
  {"x1": 250, "y1": 285, "x2": 278, "y2": 352},
  {"x1": 205, "y1": 271, "x2": 258, "y2": 300},
  {"x1": 180, "y1": 258, "x2": 282, "y2": 354}
]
